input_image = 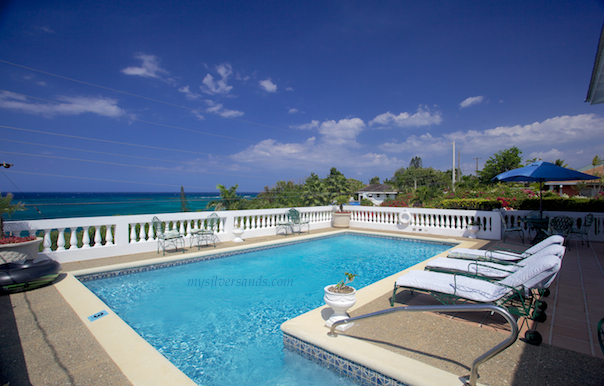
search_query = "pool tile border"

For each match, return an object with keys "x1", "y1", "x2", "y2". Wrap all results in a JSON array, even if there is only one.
[
  {"x1": 283, "y1": 333, "x2": 408, "y2": 386},
  {"x1": 77, "y1": 232, "x2": 455, "y2": 282}
]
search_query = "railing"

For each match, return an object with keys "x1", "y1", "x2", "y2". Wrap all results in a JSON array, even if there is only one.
[
  {"x1": 5, "y1": 205, "x2": 602, "y2": 263},
  {"x1": 327, "y1": 304, "x2": 519, "y2": 386}
]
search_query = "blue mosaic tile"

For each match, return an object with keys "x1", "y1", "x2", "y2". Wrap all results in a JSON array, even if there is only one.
[{"x1": 283, "y1": 333, "x2": 409, "y2": 386}]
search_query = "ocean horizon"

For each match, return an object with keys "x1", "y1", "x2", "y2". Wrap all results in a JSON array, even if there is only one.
[{"x1": 6, "y1": 192, "x2": 258, "y2": 221}]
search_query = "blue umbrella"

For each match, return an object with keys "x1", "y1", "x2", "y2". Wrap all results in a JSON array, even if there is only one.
[{"x1": 492, "y1": 161, "x2": 600, "y2": 216}]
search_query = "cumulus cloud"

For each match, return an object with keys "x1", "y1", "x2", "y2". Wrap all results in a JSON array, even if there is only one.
[
  {"x1": 178, "y1": 85, "x2": 201, "y2": 100},
  {"x1": 200, "y1": 64, "x2": 234, "y2": 95},
  {"x1": 380, "y1": 133, "x2": 451, "y2": 155},
  {"x1": 318, "y1": 118, "x2": 365, "y2": 147},
  {"x1": 460, "y1": 96, "x2": 485, "y2": 109},
  {"x1": 204, "y1": 99, "x2": 243, "y2": 118},
  {"x1": 529, "y1": 149, "x2": 565, "y2": 162},
  {"x1": 285, "y1": 87, "x2": 294, "y2": 91},
  {"x1": 369, "y1": 106, "x2": 442, "y2": 128},
  {"x1": 291, "y1": 120, "x2": 319, "y2": 130},
  {"x1": 288, "y1": 108, "x2": 298, "y2": 114},
  {"x1": 121, "y1": 53, "x2": 171, "y2": 81},
  {"x1": 0, "y1": 91, "x2": 127, "y2": 118},
  {"x1": 259, "y1": 79, "x2": 277, "y2": 92}
]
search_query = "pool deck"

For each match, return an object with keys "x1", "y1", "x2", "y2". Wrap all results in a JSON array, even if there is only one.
[{"x1": 1, "y1": 228, "x2": 603, "y2": 385}]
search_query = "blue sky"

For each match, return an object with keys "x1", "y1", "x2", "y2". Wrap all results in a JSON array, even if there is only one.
[{"x1": 1, "y1": 0, "x2": 604, "y2": 193}]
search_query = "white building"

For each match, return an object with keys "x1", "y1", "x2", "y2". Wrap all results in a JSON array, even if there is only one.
[{"x1": 355, "y1": 184, "x2": 398, "y2": 206}]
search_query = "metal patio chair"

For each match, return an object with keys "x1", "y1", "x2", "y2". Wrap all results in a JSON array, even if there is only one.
[
  {"x1": 152, "y1": 216, "x2": 185, "y2": 255},
  {"x1": 190, "y1": 213, "x2": 220, "y2": 249},
  {"x1": 500, "y1": 213, "x2": 524, "y2": 244},
  {"x1": 546, "y1": 216, "x2": 574, "y2": 240},
  {"x1": 568, "y1": 213, "x2": 594, "y2": 247}
]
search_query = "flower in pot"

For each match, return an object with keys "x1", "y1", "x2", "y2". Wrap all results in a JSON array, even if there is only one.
[
  {"x1": 332, "y1": 195, "x2": 352, "y2": 228},
  {"x1": 0, "y1": 193, "x2": 42, "y2": 263},
  {"x1": 324, "y1": 272, "x2": 358, "y2": 330}
]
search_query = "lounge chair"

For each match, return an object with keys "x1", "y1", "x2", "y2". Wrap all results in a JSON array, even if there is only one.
[
  {"x1": 391, "y1": 254, "x2": 561, "y2": 345},
  {"x1": 568, "y1": 213, "x2": 594, "y2": 247},
  {"x1": 152, "y1": 216, "x2": 185, "y2": 255},
  {"x1": 427, "y1": 244, "x2": 566, "y2": 279},
  {"x1": 448, "y1": 235, "x2": 564, "y2": 262}
]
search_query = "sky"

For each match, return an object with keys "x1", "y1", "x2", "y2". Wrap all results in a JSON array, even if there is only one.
[{"x1": 1, "y1": 0, "x2": 604, "y2": 193}]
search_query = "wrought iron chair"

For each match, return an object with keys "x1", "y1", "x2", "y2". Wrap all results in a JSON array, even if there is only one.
[
  {"x1": 190, "y1": 213, "x2": 220, "y2": 249},
  {"x1": 500, "y1": 213, "x2": 524, "y2": 244},
  {"x1": 152, "y1": 216, "x2": 185, "y2": 255},
  {"x1": 546, "y1": 216, "x2": 574, "y2": 240},
  {"x1": 568, "y1": 213, "x2": 594, "y2": 247},
  {"x1": 288, "y1": 208, "x2": 310, "y2": 235}
]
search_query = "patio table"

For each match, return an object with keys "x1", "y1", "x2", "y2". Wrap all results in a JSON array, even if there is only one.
[{"x1": 522, "y1": 217, "x2": 549, "y2": 244}]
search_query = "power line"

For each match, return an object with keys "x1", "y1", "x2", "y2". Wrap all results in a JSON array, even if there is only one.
[
  {"x1": 1, "y1": 91, "x2": 257, "y2": 144},
  {"x1": 0, "y1": 59, "x2": 301, "y2": 134}
]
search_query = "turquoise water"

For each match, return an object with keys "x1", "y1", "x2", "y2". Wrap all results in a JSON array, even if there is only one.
[
  {"x1": 7, "y1": 192, "x2": 256, "y2": 220},
  {"x1": 83, "y1": 234, "x2": 452, "y2": 385}
]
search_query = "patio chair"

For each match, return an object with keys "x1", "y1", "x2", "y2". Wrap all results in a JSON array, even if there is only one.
[
  {"x1": 190, "y1": 213, "x2": 220, "y2": 249},
  {"x1": 288, "y1": 208, "x2": 310, "y2": 234},
  {"x1": 152, "y1": 216, "x2": 185, "y2": 255},
  {"x1": 448, "y1": 235, "x2": 564, "y2": 262},
  {"x1": 500, "y1": 212, "x2": 524, "y2": 244},
  {"x1": 427, "y1": 244, "x2": 566, "y2": 279},
  {"x1": 598, "y1": 318, "x2": 604, "y2": 355},
  {"x1": 546, "y1": 216, "x2": 574, "y2": 240},
  {"x1": 391, "y1": 255, "x2": 561, "y2": 344},
  {"x1": 568, "y1": 213, "x2": 594, "y2": 247}
]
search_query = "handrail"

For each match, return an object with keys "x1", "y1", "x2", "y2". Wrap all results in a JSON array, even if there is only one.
[{"x1": 327, "y1": 304, "x2": 518, "y2": 386}]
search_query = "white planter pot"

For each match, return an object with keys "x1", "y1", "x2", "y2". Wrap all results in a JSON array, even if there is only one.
[
  {"x1": 0, "y1": 237, "x2": 43, "y2": 263},
  {"x1": 232, "y1": 228, "x2": 244, "y2": 243},
  {"x1": 467, "y1": 225, "x2": 479, "y2": 239},
  {"x1": 332, "y1": 212, "x2": 351, "y2": 228},
  {"x1": 323, "y1": 285, "x2": 356, "y2": 331}
]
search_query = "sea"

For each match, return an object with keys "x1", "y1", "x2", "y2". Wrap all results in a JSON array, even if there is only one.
[{"x1": 6, "y1": 192, "x2": 257, "y2": 221}]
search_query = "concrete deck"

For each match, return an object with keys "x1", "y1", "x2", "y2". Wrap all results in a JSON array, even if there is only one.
[{"x1": 1, "y1": 229, "x2": 603, "y2": 385}]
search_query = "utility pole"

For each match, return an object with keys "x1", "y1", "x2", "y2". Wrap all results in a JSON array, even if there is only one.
[
  {"x1": 457, "y1": 150, "x2": 461, "y2": 183},
  {"x1": 473, "y1": 157, "x2": 481, "y2": 177},
  {"x1": 452, "y1": 142, "x2": 456, "y2": 192}
]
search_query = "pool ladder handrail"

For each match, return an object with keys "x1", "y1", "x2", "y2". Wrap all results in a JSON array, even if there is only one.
[{"x1": 327, "y1": 304, "x2": 518, "y2": 386}]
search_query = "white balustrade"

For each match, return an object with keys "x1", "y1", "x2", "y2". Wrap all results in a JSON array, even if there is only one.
[{"x1": 4, "y1": 205, "x2": 602, "y2": 264}]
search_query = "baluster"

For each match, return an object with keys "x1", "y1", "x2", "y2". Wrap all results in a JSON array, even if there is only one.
[
  {"x1": 56, "y1": 228, "x2": 66, "y2": 251},
  {"x1": 138, "y1": 223, "x2": 146, "y2": 242},
  {"x1": 105, "y1": 225, "x2": 114, "y2": 246},
  {"x1": 69, "y1": 229, "x2": 78, "y2": 250},
  {"x1": 43, "y1": 229, "x2": 52, "y2": 252},
  {"x1": 82, "y1": 226, "x2": 91, "y2": 248},
  {"x1": 94, "y1": 227, "x2": 103, "y2": 247},
  {"x1": 130, "y1": 223, "x2": 137, "y2": 244},
  {"x1": 148, "y1": 221, "x2": 154, "y2": 241},
  {"x1": 179, "y1": 220, "x2": 185, "y2": 235}
]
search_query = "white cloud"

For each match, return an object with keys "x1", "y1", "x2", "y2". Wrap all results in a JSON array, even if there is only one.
[
  {"x1": 204, "y1": 99, "x2": 243, "y2": 118},
  {"x1": 259, "y1": 79, "x2": 277, "y2": 92},
  {"x1": 0, "y1": 91, "x2": 127, "y2": 118},
  {"x1": 291, "y1": 120, "x2": 319, "y2": 130},
  {"x1": 178, "y1": 86, "x2": 201, "y2": 100},
  {"x1": 286, "y1": 87, "x2": 294, "y2": 91},
  {"x1": 121, "y1": 53, "x2": 171, "y2": 81},
  {"x1": 318, "y1": 118, "x2": 365, "y2": 147},
  {"x1": 529, "y1": 149, "x2": 565, "y2": 162},
  {"x1": 200, "y1": 64, "x2": 234, "y2": 95},
  {"x1": 369, "y1": 106, "x2": 442, "y2": 128},
  {"x1": 460, "y1": 96, "x2": 485, "y2": 109},
  {"x1": 380, "y1": 133, "x2": 450, "y2": 155},
  {"x1": 288, "y1": 108, "x2": 298, "y2": 114}
]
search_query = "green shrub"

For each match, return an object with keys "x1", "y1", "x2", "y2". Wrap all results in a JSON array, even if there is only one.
[{"x1": 440, "y1": 199, "x2": 502, "y2": 211}]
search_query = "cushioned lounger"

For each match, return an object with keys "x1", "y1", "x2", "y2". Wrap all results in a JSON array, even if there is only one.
[
  {"x1": 448, "y1": 235, "x2": 564, "y2": 261},
  {"x1": 427, "y1": 244, "x2": 566, "y2": 278},
  {"x1": 395, "y1": 254, "x2": 561, "y2": 304}
]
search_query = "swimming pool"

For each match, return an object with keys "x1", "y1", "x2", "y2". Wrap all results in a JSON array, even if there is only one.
[{"x1": 81, "y1": 233, "x2": 452, "y2": 385}]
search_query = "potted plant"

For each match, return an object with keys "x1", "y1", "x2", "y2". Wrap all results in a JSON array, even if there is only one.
[
  {"x1": 0, "y1": 193, "x2": 42, "y2": 263},
  {"x1": 323, "y1": 272, "x2": 358, "y2": 330},
  {"x1": 467, "y1": 219, "x2": 480, "y2": 239},
  {"x1": 332, "y1": 195, "x2": 352, "y2": 228}
]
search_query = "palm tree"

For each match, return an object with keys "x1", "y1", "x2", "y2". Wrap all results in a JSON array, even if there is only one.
[{"x1": 553, "y1": 159, "x2": 568, "y2": 168}]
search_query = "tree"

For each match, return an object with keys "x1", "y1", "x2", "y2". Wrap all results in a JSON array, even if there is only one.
[
  {"x1": 479, "y1": 147, "x2": 523, "y2": 184},
  {"x1": 302, "y1": 173, "x2": 329, "y2": 207},
  {"x1": 553, "y1": 159, "x2": 568, "y2": 168},
  {"x1": 208, "y1": 184, "x2": 242, "y2": 210},
  {"x1": 369, "y1": 176, "x2": 380, "y2": 185},
  {"x1": 409, "y1": 156, "x2": 423, "y2": 169},
  {"x1": 592, "y1": 155, "x2": 603, "y2": 168},
  {"x1": 180, "y1": 186, "x2": 191, "y2": 212}
]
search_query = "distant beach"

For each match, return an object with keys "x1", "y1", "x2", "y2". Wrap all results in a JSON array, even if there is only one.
[{"x1": 7, "y1": 192, "x2": 257, "y2": 220}]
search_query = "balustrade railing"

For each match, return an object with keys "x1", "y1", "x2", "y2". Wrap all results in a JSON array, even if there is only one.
[{"x1": 4, "y1": 205, "x2": 602, "y2": 264}]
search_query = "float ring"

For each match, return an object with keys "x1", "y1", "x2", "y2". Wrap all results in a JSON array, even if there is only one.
[{"x1": 399, "y1": 210, "x2": 412, "y2": 225}]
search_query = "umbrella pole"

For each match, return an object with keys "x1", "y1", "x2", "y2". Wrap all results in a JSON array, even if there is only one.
[{"x1": 539, "y1": 181, "x2": 543, "y2": 219}]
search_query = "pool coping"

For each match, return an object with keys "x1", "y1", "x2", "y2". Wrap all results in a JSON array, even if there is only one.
[{"x1": 56, "y1": 229, "x2": 483, "y2": 386}]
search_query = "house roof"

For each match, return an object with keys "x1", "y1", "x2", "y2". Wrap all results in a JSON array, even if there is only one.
[
  {"x1": 586, "y1": 23, "x2": 604, "y2": 104},
  {"x1": 545, "y1": 164, "x2": 603, "y2": 185},
  {"x1": 356, "y1": 184, "x2": 397, "y2": 193}
]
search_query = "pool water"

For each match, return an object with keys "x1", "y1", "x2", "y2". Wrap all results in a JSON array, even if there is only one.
[{"x1": 83, "y1": 234, "x2": 451, "y2": 385}]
